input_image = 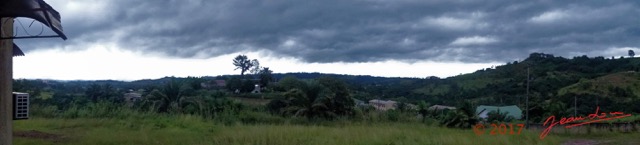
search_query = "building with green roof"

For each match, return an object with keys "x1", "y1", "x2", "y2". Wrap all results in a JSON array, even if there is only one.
[{"x1": 475, "y1": 105, "x2": 523, "y2": 120}]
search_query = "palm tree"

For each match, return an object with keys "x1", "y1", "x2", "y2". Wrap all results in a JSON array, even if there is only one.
[
  {"x1": 268, "y1": 77, "x2": 355, "y2": 119},
  {"x1": 441, "y1": 101, "x2": 478, "y2": 128},
  {"x1": 316, "y1": 77, "x2": 354, "y2": 116},
  {"x1": 281, "y1": 89, "x2": 311, "y2": 116},
  {"x1": 278, "y1": 82, "x2": 337, "y2": 119},
  {"x1": 142, "y1": 79, "x2": 194, "y2": 113},
  {"x1": 417, "y1": 101, "x2": 431, "y2": 122}
]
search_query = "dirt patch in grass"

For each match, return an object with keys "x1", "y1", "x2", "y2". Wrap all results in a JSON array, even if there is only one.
[
  {"x1": 14, "y1": 130, "x2": 67, "y2": 143},
  {"x1": 562, "y1": 139, "x2": 597, "y2": 145},
  {"x1": 230, "y1": 97, "x2": 271, "y2": 106},
  {"x1": 562, "y1": 139, "x2": 616, "y2": 145}
]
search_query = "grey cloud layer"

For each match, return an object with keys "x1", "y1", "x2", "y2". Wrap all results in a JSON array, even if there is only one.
[{"x1": 15, "y1": 0, "x2": 640, "y2": 63}]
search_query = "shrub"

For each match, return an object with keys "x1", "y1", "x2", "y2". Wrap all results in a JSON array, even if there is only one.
[
  {"x1": 439, "y1": 101, "x2": 478, "y2": 129},
  {"x1": 30, "y1": 105, "x2": 59, "y2": 118},
  {"x1": 237, "y1": 111, "x2": 285, "y2": 124}
]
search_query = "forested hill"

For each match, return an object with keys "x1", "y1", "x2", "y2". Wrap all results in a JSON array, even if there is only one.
[
  {"x1": 272, "y1": 73, "x2": 420, "y2": 85},
  {"x1": 388, "y1": 53, "x2": 640, "y2": 121},
  {"x1": 13, "y1": 73, "x2": 424, "y2": 97},
  {"x1": 56, "y1": 73, "x2": 420, "y2": 89}
]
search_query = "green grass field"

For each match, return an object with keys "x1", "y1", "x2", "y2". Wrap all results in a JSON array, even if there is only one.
[
  {"x1": 15, "y1": 102, "x2": 640, "y2": 145},
  {"x1": 11, "y1": 115, "x2": 569, "y2": 145}
]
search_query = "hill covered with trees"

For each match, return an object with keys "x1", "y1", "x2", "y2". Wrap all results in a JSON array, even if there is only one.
[{"x1": 365, "y1": 53, "x2": 640, "y2": 122}]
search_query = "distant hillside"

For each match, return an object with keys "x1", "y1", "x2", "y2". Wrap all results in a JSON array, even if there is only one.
[
  {"x1": 558, "y1": 71, "x2": 640, "y2": 100},
  {"x1": 17, "y1": 72, "x2": 423, "y2": 91},
  {"x1": 404, "y1": 53, "x2": 640, "y2": 119},
  {"x1": 453, "y1": 53, "x2": 640, "y2": 92},
  {"x1": 271, "y1": 72, "x2": 421, "y2": 85}
]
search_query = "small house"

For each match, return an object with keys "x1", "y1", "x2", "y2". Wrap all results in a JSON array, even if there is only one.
[
  {"x1": 428, "y1": 105, "x2": 456, "y2": 111},
  {"x1": 123, "y1": 90, "x2": 142, "y2": 106},
  {"x1": 214, "y1": 80, "x2": 226, "y2": 87},
  {"x1": 353, "y1": 98, "x2": 367, "y2": 107},
  {"x1": 251, "y1": 84, "x2": 261, "y2": 94},
  {"x1": 369, "y1": 99, "x2": 397, "y2": 111},
  {"x1": 200, "y1": 80, "x2": 226, "y2": 89},
  {"x1": 427, "y1": 104, "x2": 456, "y2": 114}
]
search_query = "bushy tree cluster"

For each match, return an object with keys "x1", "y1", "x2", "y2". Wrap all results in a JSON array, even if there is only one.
[
  {"x1": 439, "y1": 101, "x2": 479, "y2": 129},
  {"x1": 267, "y1": 76, "x2": 355, "y2": 119}
]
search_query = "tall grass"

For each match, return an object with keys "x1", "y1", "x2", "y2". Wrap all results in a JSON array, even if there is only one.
[
  {"x1": 20, "y1": 103, "x2": 623, "y2": 145},
  {"x1": 30, "y1": 102, "x2": 430, "y2": 126},
  {"x1": 14, "y1": 117, "x2": 564, "y2": 145}
]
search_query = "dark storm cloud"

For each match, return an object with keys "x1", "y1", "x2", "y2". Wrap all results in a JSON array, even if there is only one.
[{"x1": 14, "y1": 0, "x2": 640, "y2": 63}]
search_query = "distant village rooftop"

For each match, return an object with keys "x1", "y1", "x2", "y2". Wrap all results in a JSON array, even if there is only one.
[{"x1": 428, "y1": 105, "x2": 456, "y2": 110}]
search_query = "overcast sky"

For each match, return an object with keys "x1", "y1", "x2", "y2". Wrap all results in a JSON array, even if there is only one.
[{"x1": 11, "y1": 0, "x2": 640, "y2": 80}]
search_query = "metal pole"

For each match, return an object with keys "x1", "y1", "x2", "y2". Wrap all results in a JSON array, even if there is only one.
[
  {"x1": 0, "y1": 17, "x2": 14, "y2": 145},
  {"x1": 574, "y1": 96, "x2": 577, "y2": 117},
  {"x1": 525, "y1": 67, "x2": 529, "y2": 129}
]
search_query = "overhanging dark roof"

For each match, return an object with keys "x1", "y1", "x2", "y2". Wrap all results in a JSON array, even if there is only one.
[
  {"x1": 0, "y1": 0, "x2": 66, "y2": 40},
  {"x1": 13, "y1": 43, "x2": 24, "y2": 57}
]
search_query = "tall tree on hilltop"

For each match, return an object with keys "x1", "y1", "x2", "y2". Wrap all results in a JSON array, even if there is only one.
[
  {"x1": 233, "y1": 55, "x2": 254, "y2": 77},
  {"x1": 629, "y1": 50, "x2": 635, "y2": 58},
  {"x1": 249, "y1": 59, "x2": 261, "y2": 75}
]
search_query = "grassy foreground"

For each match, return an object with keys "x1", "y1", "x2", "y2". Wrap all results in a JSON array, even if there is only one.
[{"x1": 12, "y1": 115, "x2": 565, "y2": 145}]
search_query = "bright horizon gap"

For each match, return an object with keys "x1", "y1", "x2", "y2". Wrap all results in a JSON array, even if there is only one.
[
  {"x1": 11, "y1": 72, "x2": 453, "y2": 82},
  {"x1": 13, "y1": 44, "x2": 501, "y2": 81}
]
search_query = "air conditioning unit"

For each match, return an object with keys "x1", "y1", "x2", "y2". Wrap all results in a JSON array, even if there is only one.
[{"x1": 12, "y1": 92, "x2": 29, "y2": 120}]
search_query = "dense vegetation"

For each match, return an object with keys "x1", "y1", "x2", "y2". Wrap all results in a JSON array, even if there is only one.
[
  {"x1": 14, "y1": 53, "x2": 640, "y2": 124},
  {"x1": 14, "y1": 117, "x2": 567, "y2": 145},
  {"x1": 10, "y1": 53, "x2": 640, "y2": 141}
]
